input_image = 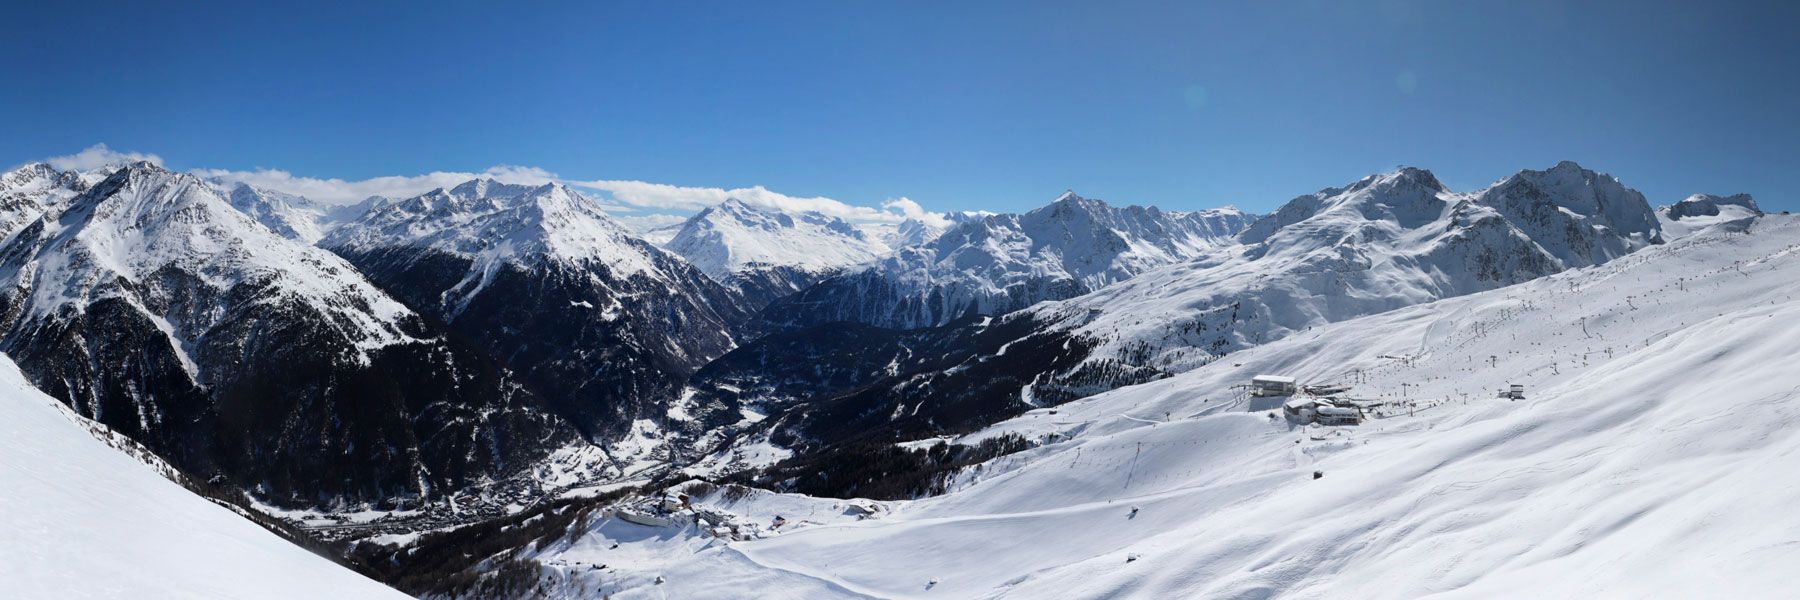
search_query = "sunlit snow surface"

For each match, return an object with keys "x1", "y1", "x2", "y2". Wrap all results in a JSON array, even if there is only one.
[
  {"x1": 0, "y1": 357, "x2": 404, "y2": 599},
  {"x1": 532, "y1": 215, "x2": 1800, "y2": 598}
]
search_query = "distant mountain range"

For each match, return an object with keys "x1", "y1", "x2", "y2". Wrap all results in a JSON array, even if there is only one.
[{"x1": 0, "y1": 157, "x2": 1754, "y2": 598}]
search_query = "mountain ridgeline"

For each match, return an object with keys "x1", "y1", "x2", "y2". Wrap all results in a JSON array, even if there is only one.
[
  {"x1": 0, "y1": 159, "x2": 1694, "y2": 518},
  {"x1": 758, "y1": 193, "x2": 1256, "y2": 330},
  {"x1": 0, "y1": 164, "x2": 584, "y2": 509},
  {"x1": 700, "y1": 164, "x2": 1673, "y2": 492},
  {"x1": 321, "y1": 179, "x2": 746, "y2": 442}
]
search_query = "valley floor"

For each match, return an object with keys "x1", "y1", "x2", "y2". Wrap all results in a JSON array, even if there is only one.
[{"x1": 517, "y1": 215, "x2": 1800, "y2": 598}]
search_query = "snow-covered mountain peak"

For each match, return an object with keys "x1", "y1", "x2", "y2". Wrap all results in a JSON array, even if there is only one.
[
  {"x1": 1667, "y1": 193, "x2": 1761, "y2": 219},
  {"x1": 326, "y1": 178, "x2": 661, "y2": 276},
  {"x1": 761, "y1": 191, "x2": 1257, "y2": 329},
  {"x1": 447, "y1": 176, "x2": 540, "y2": 201},
  {"x1": 1, "y1": 162, "x2": 87, "y2": 230},
  {"x1": 1658, "y1": 193, "x2": 1763, "y2": 239},
  {"x1": 664, "y1": 197, "x2": 890, "y2": 280},
  {"x1": 1240, "y1": 167, "x2": 1456, "y2": 245},
  {"x1": 207, "y1": 180, "x2": 328, "y2": 243},
  {"x1": 1475, "y1": 161, "x2": 1662, "y2": 267},
  {"x1": 0, "y1": 163, "x2": 90, "y2": 254},
  {"x1": 0, "y1": 162, "x2": 418, "y2": 366}
]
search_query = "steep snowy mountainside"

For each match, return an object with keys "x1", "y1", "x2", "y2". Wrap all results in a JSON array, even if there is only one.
[
  {"x1": 1035, "y1": 163, "x2": 1661, "y2": 377},
  {"x1": 665, "y1": 198, "x2": 891, "y2": 280},
  {"x1": 663, "y1": 198, "x2": 894, "y2": 308},
  {"x1": 326, "y1": 179, "x2": 672, "y2": 278},
  {"x1": 1, "y1": 162, "x2": 416, "y2": 358},
  {"x1": 762, "y1": 192, "x2": 1257, "y2": 329},
  {"x1": 545, "y1": 214, "x2": 1800, "y2": 599},
  {"x1": 0, "y1": 355, "x2": 405, "y2": 599},
  {"x1": 208, "y1": 179, "x2": 329, "y2": 243},
  {"x1": 1476, "y1": 160, "x2": 1664, "y2": 267},
  {"x1": 323, "y1": 178, "x2": 745, "y2": 440},
  {"x1": 0, "y1": 163, "x2": 588, "y2": 509}
]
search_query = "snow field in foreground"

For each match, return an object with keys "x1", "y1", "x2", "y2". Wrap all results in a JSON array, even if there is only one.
[{"x1": 0, "y1": 358, "x2": 404, "y2": 600}]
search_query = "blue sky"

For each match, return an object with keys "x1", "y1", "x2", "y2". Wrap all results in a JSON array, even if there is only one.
[{"x1": 3, "y1": 0, "x2": 1796, "y2": 217}]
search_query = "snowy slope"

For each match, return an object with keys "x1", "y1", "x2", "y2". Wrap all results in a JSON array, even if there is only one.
[
  {"x1": 0, "y1": 356, "x2": 404, "y2": 599},
  {"x1": 1028, "y1": 163, "x2": 1660, "y2": 378},
  {"x1": 208, "y1": 179, "x2": 329, "y2": 243},
  {"x1": 1659, "y1": 193, "x2": 1762, "y2": 239},
  {"x1": 763, "y1": 192, "x2": 1256, "y2": 329},
  {"x1": 324, "y1": 178, "x2": 744, "y2": 442},
  {"x1": 0, "y1": 161, "x2": 416, "y2": 373},
  {"x1": 533, "y1": 212, "x2": 1800, "y2": 599},
  {"x1": 664, "y1": 198, "x2": 891, "y2": 281},
  {"x1": 662, "y1": 198, "x2": 898, "y2": 308},
  {"x1": 0, "y1": 162, "x2": 88, "y2": 243},
  {"x1": 0, "y1": 163, "x2": 587, "y2": 509},
  {"x1": 326, "y1": 179, "x2": 673, "y2": 284}
]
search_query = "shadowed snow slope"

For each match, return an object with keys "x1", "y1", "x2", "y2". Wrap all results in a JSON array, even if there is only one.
[
  {"x1": 553, "y1": 214, "x2": 1800, "y2": 598},
  {"x1": 0, "y1": 356, "x2": 404, "y2": 599}
]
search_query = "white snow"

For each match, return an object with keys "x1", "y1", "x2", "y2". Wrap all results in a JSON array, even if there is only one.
[
  {"x1": 326, "y1": 178, "x2": 670, "y2": 280},
  {"x1": 0, "y1": 356, "x2": 404, "y2": 599},
  {"x1": 0, "y1": 164, "x2": 420, "y2": 369},
  {"x1": 1029, "y1": 164, "x2": 1661, "y2": 376},
  {"x1": 818, "y1": 192, "x2": 1254, "y2": 328},
  {"x1": 531, "y1": 213, "x2": 1800, "y2": 598},
  {"x1": 664, "y1": 198, "x2": 893, "y2": 281}
]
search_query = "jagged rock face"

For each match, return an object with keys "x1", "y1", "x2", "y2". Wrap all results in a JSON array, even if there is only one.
[
  {"x1": 0, "y1": 164, "x2": 582, "y2": 508},
  {"x1": 324, "y1": 179, "x2": 746, "y2": 439},
  {"x1": 761, "y1": 193, "x2": 1257, "y2": 330},
  {"x1": 1477, "y1": 161, "x2": 1663, "y2": 268}
]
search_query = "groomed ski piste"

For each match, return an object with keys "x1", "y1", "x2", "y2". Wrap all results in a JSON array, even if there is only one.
[
  {"x1": 0, "y1": 358, "x2": 405, "y2": 599},
  {"x1": 511, "y1": 213, "x2": 1800, "y2": 598}
]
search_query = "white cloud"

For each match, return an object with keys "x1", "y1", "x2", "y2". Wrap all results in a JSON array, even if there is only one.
[
  {"x1": 44, "y1": 144, "x2": 163, "y2": 171},
  {"x1": 881, "y1": 197, "x2": 951, "y2": 228}
]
